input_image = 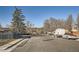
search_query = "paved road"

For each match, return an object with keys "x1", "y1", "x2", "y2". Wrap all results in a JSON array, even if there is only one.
[{"x1": 12, "y1": 36, "x2": 79, "y2": 52}]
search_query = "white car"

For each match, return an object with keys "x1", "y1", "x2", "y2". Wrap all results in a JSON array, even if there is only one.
[{"x1": 62, "y1": 35, "x2": 79, "y2": 40}]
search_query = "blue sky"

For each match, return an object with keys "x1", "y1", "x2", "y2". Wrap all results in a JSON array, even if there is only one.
[{"x1": 0, "y1": 6, "x2": 79, "y2": 27}]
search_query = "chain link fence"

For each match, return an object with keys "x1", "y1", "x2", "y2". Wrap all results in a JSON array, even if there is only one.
[{"x1": 0, "y1": 32, "x2": 20, "y2": 39}]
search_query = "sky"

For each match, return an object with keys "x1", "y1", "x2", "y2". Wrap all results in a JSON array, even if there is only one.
[{"x1": 0, "y1": 6, "x2": 79, "y2": 28}]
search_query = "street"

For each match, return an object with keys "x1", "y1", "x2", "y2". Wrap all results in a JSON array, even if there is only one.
[{"x1": 12, "y1": 36, "x2": 79, "y2": 52}]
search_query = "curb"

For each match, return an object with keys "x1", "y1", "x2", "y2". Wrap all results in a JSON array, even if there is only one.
[{"x1": 0, "y1": 39, "x2": 28, "y2": 52}]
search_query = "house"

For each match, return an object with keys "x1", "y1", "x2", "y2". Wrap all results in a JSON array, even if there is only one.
[{"x1": 72, "y1": 24, "x2": 78, "y2": 32}]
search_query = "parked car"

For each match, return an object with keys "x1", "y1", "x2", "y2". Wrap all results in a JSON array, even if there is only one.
[{"x1": 62, "y1": 35, "x2": 79, "y2": 40}]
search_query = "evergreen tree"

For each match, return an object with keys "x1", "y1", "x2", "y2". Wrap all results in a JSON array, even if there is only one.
[
  {"x1": 0, "y1": 24, "x2": 2, "y2": 29},
  {"x1": 11, "y1": 7, "x2": 26, "y2": 34},
  {"x1": 77, "y1": 14, "x2": 79, "y2": 29}
]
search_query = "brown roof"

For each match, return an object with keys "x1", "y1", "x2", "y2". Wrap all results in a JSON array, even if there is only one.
[{"x1": 0, "y1": 28, "x2": 10, "y2": 32}]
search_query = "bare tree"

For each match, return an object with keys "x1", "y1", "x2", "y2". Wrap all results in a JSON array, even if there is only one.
[
  {"x1": 43, "y1": 19, "x2": 50, "y2": 33},
  {"x1": 65, "y1": 15, "x2": 73, "y2": 31},
  {"x1": 43, "y1": 17, "x2": 66, "y2": 33},
  {"x1": 26, "y1": 21, "x2": 34, "y2": 34}
]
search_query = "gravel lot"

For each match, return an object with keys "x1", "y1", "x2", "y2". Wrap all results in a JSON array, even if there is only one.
[{"x1": 12, "y1": 36, "x2": 79, "y2": 52}]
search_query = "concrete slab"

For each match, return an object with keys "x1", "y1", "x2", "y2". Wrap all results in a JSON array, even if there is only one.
[{"x1": 0, "y1": 39, "x2": 29, "y2": 52}]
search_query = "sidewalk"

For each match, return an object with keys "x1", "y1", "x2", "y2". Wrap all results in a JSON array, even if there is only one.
[{"x1": 0, "y1": 38, "x2": 29, "y2": 52}]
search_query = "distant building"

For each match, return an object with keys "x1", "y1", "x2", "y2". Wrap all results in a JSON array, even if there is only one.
[
  {"x1": 0, "y1": 28, "x2": 10, "y2": 32},
  {"x1": 72, "y1": 24, "x2": 78, "y2": 32}
]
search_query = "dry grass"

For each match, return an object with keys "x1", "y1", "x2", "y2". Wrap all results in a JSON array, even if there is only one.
[{"x1": 0, "y1": 39, "x2": 15, "y2": 46}]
